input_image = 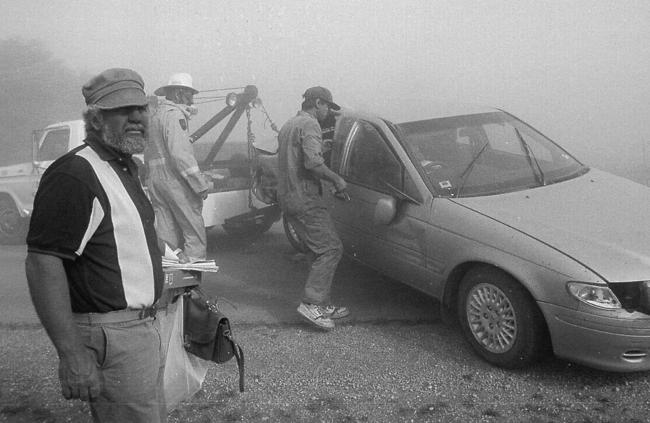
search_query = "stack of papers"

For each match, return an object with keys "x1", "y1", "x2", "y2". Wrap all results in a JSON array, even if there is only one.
[
  {"x1": 161, "y1": 258, "x2": 219, "y2": 272},
  {"x1": 161, "y1": 245, "x2": 220, "y2": 273}
]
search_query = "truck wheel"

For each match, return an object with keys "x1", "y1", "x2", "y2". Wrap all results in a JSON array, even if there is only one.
[
  {"x1": 282, "y1": 214, "x2": 308, "y2": 253},
  {"x1": 223, "y1": 218, "x2": 274, "y2": 237},
  {"x1": 222, "y1": 206, "x2": 279, "y2": 238},
  {"x1": 0, "y1": 196, "x2": 28, "y2": 245},
  {"x1": 457, "y1": 266, "x2": 549, "y2": 369}
]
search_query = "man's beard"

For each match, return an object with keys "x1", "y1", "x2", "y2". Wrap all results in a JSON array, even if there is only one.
[{"x1": 102, "y1": 123, "x2": 146, "y2": 155}]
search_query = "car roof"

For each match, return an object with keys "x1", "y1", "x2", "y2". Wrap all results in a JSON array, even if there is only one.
[
  {"x1": 338, "y1": 102, "x2": 499, "y2": 125},
  {"x1": 43, "y1": 119, "x2": 84, "y2": 130}
]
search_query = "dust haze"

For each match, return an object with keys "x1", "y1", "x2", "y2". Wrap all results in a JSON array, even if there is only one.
[{"x1": 1, "y1": 0, "x2": 649, "y2": 182}]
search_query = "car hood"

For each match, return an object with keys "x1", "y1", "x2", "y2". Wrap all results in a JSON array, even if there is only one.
[{"x1": 456, "y1": 169, "x2": 650, "y2": 282}]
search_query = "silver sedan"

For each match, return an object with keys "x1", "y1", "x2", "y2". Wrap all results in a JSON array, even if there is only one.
[{"x1": 282, "y1": 105, "x2": 650, "y2": 372}]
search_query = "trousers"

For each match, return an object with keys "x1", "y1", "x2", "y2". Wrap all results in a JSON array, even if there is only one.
[
  {"x1": 286, "y1": 205, "x2": 343, "y2": 305},
  {"x1": 147, "y1": 175, "x2": 207, "y2": 260},
  {"x1": 76, "y1": 318, "x2": 166, "y2": 423}
]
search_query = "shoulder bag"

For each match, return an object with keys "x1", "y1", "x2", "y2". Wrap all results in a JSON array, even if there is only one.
[{"x1": 182, "y1": 288, "x2": 244, "y2": 392}]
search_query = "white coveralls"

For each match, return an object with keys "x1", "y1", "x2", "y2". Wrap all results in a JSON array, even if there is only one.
[{"x1": 145, "y1": 99, "x2": 211, "y2": 260}]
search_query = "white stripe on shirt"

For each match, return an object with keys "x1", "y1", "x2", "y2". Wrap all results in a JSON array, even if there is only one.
[{"x1": 77, "y1": 148, "x2": 155, "y2": 308}]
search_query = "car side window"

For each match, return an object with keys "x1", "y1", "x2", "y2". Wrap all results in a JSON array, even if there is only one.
[
  {"x1": 329, "y1": 116, "x2": 355, "y2": 172},
  {"x1": 38, "y1": 129, "x2": 70, "y2": 161},
  {"x1": 343, "y1": 121, "x2": 402, "y2": 192}
]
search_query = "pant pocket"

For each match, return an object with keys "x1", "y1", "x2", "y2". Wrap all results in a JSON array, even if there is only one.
[{"x1": 77, "y1": 324, "x2": 108, "y2": 367}]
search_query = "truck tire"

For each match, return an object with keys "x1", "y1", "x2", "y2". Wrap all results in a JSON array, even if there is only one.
[
  {"x1": 222, "y1": 205, "x2": 280, "y2": 238},
  {"x1": 0, "y1": 195, "x2": 28, "y2": 245},
  {"x1": 223, "y1": 216, "x2": 274, "y2": 238},
  {"x1": 282, "y1": 214, "x2": 309, "y2": 253}
]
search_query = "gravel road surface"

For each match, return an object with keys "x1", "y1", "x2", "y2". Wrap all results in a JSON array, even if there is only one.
[{"x1": 2, "y1": 225, "x2": 650, "y2": 422}]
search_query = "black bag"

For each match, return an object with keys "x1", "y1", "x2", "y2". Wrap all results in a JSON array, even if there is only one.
[{"x1": 183, "y1": 289, "x2": 244, "y2": 392}]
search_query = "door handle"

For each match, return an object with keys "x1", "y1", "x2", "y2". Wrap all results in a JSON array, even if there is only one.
[{"x1": 333, "y1": 191, "x2": 351, "y2": 201}]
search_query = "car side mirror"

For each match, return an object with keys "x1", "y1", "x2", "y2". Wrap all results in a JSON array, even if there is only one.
[{"x1": 374, "y1": 197, "x2": 397, "y2": 225}]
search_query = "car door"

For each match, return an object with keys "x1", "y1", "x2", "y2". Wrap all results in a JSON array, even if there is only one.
[{"x1": 330, "y1": 118, "x2": 432, "y2": 288}]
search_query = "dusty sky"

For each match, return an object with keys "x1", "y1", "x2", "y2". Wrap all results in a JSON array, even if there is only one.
[{"x1": 2, "y1": 0, "x2": 650, "y2": 176}]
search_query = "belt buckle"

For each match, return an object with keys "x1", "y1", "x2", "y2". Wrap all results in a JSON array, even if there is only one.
[{"x1": 138, "y1": 307, "x2": 156, "y2": 319}]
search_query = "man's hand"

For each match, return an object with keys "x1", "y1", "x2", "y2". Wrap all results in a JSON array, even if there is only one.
[
  {"x1": 334, "y1": 176, "x2": 347, "y2": 194},
  {"x1": 176, "y1": 250, "x2": 190, "y2": 263},
  {"x1": 25, "y1": 253, "x2": 101, "y2": 402},
  {"x1": 58, "y1": 349, "x2": 101, "y2": 401},
  {"x1": 200, "y1": 180, "x2": 214, "y2": 199}
]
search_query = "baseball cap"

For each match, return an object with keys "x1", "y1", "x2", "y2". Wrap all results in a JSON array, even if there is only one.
[
  {"x1": 82, "y1": 68, "x2": 148, "y2": 109},
  {"x1": 303, "y1": 86, "x2": 340, "y2": 110}
]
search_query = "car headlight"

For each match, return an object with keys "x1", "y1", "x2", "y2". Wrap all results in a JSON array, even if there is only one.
[{"x1": 567, "y1": 282, "x2": 622, "y2": 309}]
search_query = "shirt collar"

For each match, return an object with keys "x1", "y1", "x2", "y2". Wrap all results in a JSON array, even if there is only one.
[
  {"x1": 161, "y1": 99, "x2": 192, "y2": 119},
  {"x1": 297, "y1": 110, "x2": 318, "y2": 121}
]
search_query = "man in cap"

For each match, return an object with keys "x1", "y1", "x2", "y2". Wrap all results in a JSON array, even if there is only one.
[
  {"x1": 145, "y1": 73, "x2": 212, "y2": 262},
  {"x1": 25, "y1": 68, "x2": 166, "y2": 422},
  {"x1": 277, "y1": 86, "x2": 350, "y2": 330}
]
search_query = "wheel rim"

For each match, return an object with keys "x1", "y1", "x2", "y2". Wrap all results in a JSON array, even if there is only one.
[
  {"x1": 466, "y1": 283, "x2": 517, "y2": 353},
  {"x1": 0, "y1": 201, "x2": 21, "y2": 237},
  {"x1": 287, "y1": 220, "x2": 300, "y2": 243}
]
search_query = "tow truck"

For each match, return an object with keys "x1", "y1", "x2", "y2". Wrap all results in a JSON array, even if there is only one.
[
  {"x1": 186, "y1": 84, "x2": 280, "y2": 236},
  {"x1": 0, "y1": 85, "x2": 281, "y2": 243}
]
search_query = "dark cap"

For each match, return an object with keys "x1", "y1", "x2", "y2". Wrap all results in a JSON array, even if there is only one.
[
  {"x1": 82, "y1": 68, "x2": 148, "y2": 109},
  {"x1": 303, "y1": 86, "x2": 340, "y2": 110}
]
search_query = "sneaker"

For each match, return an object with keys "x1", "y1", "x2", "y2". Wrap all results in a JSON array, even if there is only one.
[
  {"x1": 323, "y1": 305, "x2": 350, "y2": 319},
  {"x1": 297, "y1": 302, "x2": 334, "y2": 330}
]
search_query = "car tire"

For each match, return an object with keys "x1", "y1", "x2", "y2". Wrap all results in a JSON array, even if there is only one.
[
  {"x1": 457, "y1": 266, "x2": 548, "y2": 369},
  {"x1": 282, "y1": 214, "x2": 309, "y2": 253},
  {"x1": 0, "y1": 195, "x2": 28, "y2": 245}
]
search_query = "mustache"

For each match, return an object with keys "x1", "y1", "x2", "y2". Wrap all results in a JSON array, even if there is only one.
[{"x1": 125, "y1": 124, "x2": 146, "y2": 133}]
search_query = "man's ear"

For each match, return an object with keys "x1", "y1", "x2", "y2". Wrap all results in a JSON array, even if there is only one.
[{"x1": 89, "y1": 111, "x2": 103, "y2": 131}]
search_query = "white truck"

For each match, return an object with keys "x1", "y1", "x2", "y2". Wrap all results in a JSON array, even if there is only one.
[
  {"x1": 0, "y1": 113, "x2": 279, "y2": 244},
  {"x1": 0, "y1": 120, "x2": 85, "y2": 243}
]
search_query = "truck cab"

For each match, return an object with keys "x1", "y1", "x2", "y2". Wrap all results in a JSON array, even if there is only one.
[{"x1": 0, "y1": 120, "x2": 85, "y2": 244}]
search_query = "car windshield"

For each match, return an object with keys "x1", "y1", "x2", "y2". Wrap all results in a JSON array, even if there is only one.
[{"x1": 395, "y1": 111, "x2": 588, "y2": 197}]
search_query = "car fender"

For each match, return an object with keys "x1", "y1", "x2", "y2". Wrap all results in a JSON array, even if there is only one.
[{"x1": 431, "y1": 198, "x2": 603, "y2": 311}]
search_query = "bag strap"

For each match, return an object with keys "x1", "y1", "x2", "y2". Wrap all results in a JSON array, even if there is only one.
[
  {"x1": 234, "y1": 342, "x2": 245, "y2": 392},
  {"x1": 225, "y1": 331, "x2": 245, "y2": 392}
]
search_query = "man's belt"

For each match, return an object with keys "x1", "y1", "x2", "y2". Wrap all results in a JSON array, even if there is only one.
[{"x1": 73, "y1": 307, "x2": 157, "y2": 325}]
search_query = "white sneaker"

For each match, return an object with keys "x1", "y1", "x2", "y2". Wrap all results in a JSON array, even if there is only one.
[
  {"x1": 297, "y1": 302, "x2": 334, "y2": 330},
  {"x1": 323, "y1": 305, "x2": 350, "y2": 319}
]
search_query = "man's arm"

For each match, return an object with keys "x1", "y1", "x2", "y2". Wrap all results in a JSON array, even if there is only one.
[
  {"x1": 164, "y1": 109, "x2": 212, "y2": 196},
  {"x1": 25, "y1": 252, "x2": 100, "y2": 401},
  {"x1": 301, "y1": 120, "x2": 348, "y2": 193},
  {"x1": 310, "y1": 163, "x2": 347, "y2": 193}
]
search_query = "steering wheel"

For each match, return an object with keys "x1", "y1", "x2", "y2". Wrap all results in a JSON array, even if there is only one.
[{"x1": 421, "y1": 160, "x2": 448, "y2": 174}]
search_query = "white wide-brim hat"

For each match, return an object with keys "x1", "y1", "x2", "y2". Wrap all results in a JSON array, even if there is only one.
[{"x1": 154, "y1": 72, "x2": 199, "y2": 96}]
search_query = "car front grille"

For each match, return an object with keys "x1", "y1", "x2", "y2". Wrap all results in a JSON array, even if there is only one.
[{"x1": 609, "y1": 282, "x2": 650, "y2": 314}]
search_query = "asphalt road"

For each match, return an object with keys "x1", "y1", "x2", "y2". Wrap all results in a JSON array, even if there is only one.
[{"x1": 2, "y1": 223, "x2": 650, "y2": 422}]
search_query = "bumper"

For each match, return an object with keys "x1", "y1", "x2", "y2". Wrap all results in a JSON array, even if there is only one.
[
  {"x1": 540, "y1": 302, "x2": 650, "y2": 372},
  {"x1": 202, "y1": 189, "x2": 266, "y2": 227}
]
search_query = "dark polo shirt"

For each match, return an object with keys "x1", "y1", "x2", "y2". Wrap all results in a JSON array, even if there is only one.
[{"x1": 27, "y1": 135, "x2": 163, "y2": 313}]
